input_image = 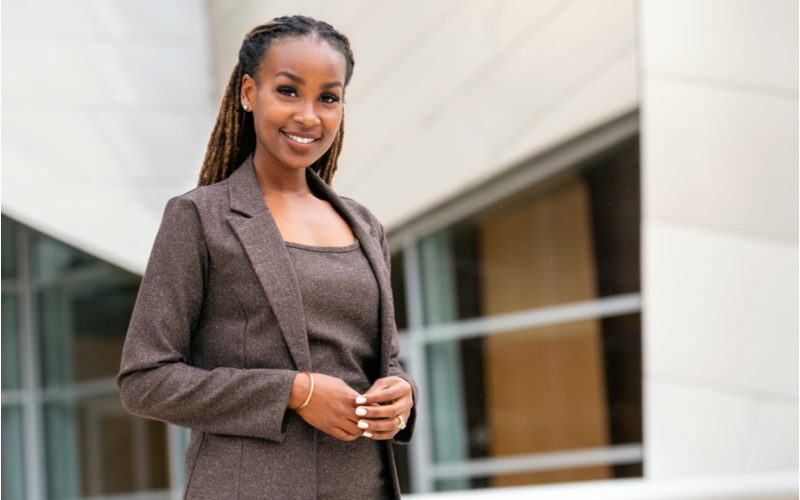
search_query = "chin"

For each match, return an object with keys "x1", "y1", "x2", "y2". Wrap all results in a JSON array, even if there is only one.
[
  {"x1": 287, "y1": 152, "x2": 328, "y2": 171},
  {"x1": 289, "y1": 158, "x2": 322, "y2": 170}
]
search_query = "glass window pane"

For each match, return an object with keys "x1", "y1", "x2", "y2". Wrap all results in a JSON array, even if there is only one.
[
  {"x1": 38, "y1": 273, "x2": 139, "y2": 387},
  {"x1": 425, "y1": 314, "x2": 642, "y2": 489},
  {"x1": 2, "y1": 406, "x2": 27, "y2": 499},
  {"x1": 2, "y1": 292, "x2": 22, "y2": 389},
  {"x1": 2, "y1": 215, "x2": 18, "y2": 279},
  {"x1": 44, "y1": 395, "x2": 169, "y2": 498},
  {"x1": 31, "y1": 231, "x2": 97, "y2": 281},
  {"x1": 418, "y1": 140, "x2": 639, "y2": 323}
]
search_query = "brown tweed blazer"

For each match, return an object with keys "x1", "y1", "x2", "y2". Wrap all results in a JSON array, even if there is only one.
[{"x1": 117, "y1": 154, "x2": 418, "y2": 499}]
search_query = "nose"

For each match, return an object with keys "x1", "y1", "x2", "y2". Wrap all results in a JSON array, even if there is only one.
[{"x1": 292, "y1": 99, "x2": 321, "y2": 129}]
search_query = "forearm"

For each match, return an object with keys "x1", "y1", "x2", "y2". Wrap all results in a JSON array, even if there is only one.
[{"x1": 118, "y1": 362, "x2": 296, "y2": 441}]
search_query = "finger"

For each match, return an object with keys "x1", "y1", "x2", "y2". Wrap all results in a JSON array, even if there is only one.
[
  {"x1": 357, "y1": 415, "x2": 407, "y2": 433},
  {"x1": 365, "y1": 429, "x2": 399, "y2": 441},
  {"x1": 356, "y1": 399, "x2": 412, "y2": 420},
  {"x1": 344, "y1": 401, "x2": 380, "y2": 422},
  {"x1": 362, "y1": 376, "x2": 405, "y2": 392},
  {"x1": 333, "y1": 426, "x2": 359, "y2": 441},
  {"x1": 361, "y1": 376, "x2": 394, "y2": 394},
  {"x1": 340, "y1": 417, "x2": 363, "y2": 436},
  {"x1": 359, "y1": 380, "x2": 410, "y2": 405},
  {"x1": 342, "y1": 409, "x2": 361, "y2": 424}
]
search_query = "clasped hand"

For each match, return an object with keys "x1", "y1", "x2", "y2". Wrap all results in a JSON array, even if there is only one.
[{"x1": 290, "y1": 373, "x2": 413, "y2": 442}]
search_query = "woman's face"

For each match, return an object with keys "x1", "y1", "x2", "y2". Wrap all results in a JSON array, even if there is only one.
[{"x1": 241, "y1": 36, "x2": 347, "y2": 173}]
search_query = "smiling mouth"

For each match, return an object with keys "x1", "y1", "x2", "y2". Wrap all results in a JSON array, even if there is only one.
[{"x1": 281, "y1": 130, "x2": 320, "y2": 145}]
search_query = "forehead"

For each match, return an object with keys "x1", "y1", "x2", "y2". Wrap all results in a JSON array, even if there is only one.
[{"x1": 258, "y1": 36, "x2": 346, "y2": 83}]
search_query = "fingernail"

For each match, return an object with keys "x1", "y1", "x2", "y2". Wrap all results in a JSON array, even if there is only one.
[
  {"x1": 362, "y1": 431, "x2": 373, "y2": 438},
  {"x1": 355, "y1": 395, "x2": 367, "y2": 405},
  {"x1": 357, "y1": 420, "x2": 369, "y2": 429},
  {"x1": 355, "y1": 407, "x2": 368, "y2": 416}
]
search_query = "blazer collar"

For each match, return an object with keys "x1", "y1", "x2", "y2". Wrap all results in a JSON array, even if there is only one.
[
  {"x1": 228, "y1": 154, "x2": 371, "y2": 238},
  {"x1": 226, "y1": 155, "x2": 395, "y2": 374}
]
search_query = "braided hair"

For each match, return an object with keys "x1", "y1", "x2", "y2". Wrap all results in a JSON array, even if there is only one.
[{"x1": 197, "y1": 15, "x2": 355, "y2": 187}]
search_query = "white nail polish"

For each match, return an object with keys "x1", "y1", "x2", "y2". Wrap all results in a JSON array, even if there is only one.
[
  {"x1": 355, "y1": 395, "x2": 367, "y2": 405},
  {"x1": 362, "y1": 431, "x2": 373, "y2": 438},
  {"x1": 355, "y1": 407, "x2": 367, "y2": 416},
  {"x1": 358, "y1": 420, "x2": 369, "y2": 429}
]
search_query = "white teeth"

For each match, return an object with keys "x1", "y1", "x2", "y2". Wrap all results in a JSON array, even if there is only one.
[{"x1": 285, "y1": 133, "x2": 316, "y2": 144}]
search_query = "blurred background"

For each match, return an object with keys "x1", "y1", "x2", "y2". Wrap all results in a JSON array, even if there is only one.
[{"x1": 1, "y1": 0, "x2": 797, "y2": 498}]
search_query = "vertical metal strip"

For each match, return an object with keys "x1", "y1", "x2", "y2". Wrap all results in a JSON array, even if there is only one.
[
  {"x1": 403, "y1": 242, "x2": 434, "y2": 493},
  {"x1": 168, "y1": 424, "x2": 188, "y2": 500},
  {"x1": 19, "y1": 224, "x2": 45, "y2": 499}
]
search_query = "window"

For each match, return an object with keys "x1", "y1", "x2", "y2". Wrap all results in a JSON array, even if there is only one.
[
  {"x1": 1, "y1": 215, "x2": 179, "y2": 499},
  {"x1": 390, "y1": 124, "x2": 642, "y2": 493}
]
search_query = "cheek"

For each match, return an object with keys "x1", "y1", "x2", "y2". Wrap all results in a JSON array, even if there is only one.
[
  {"x1": 255, "y1": 95, "x2": 290, "y2": 124},
  {"x1": 322, "y1": 108, "x2": 343, "y2": 133}
]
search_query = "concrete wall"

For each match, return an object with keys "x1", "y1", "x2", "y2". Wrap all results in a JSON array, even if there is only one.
[
  {"x1": 207, "y1": 0, "x2": 639, "y2": 230},
  {"x1": 1, "y1": 0, "x2": 215, "y2": 273},
  {"x1": 639, "y1": 0, "x2": 798, "y2": 479}
]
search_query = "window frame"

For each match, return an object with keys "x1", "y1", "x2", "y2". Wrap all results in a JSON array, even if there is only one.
[
  {"x1": 388, "y1": 111, "x2": 643, "y2": 493},
  {"x1": 0, "y1": 216, "x2": 186, "y2": 499}
]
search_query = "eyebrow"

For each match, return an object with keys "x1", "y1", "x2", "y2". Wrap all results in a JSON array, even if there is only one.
[{"x1": 275, "y1": 70, "x2": 343, "y2": 90}]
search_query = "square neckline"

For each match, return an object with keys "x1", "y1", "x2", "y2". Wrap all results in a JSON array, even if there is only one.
[{"x1": 283, "y1": 239, "x2": 360, "y2": 252}]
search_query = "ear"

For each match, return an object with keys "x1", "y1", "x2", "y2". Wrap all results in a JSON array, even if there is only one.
[{"x1": 240, "y1": 74, "x2": 256, "y2": 111}]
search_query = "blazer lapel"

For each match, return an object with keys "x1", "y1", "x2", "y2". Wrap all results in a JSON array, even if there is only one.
[
  {"x1": 306, "y1": 170, "x2": 395, "y2": 376},
  {"x1": 226, "y1": 156, "x2": 312, "y2": 371},
  {"x1": 226, "y1": 154, "x2": 395, "y2": 376}
]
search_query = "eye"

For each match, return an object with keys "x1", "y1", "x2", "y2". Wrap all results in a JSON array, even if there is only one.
[
  {"x1": 320, "y1": 93, "x2": 341, "y2": 104},
  {"x1": 277, "y1": 86, "x2": 297, "y2": 97}
]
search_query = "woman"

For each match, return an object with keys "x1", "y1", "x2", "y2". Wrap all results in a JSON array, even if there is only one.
[{"x1": 117, "y1": 15, "x2": 417, "y2": 499}]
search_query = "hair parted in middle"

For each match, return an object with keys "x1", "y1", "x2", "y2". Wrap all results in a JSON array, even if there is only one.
[{"x1": 197, "y1": 15, "x2": 355, "y2": 187}]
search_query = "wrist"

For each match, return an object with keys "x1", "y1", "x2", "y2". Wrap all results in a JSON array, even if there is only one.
[{"x1": 288, "y1": 372, "x2": 311, "y2": 410}]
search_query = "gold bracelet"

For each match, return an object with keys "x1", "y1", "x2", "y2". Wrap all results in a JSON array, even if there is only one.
[{"x1": 295, "y1": 372, "x2": 314, "y2": 412}]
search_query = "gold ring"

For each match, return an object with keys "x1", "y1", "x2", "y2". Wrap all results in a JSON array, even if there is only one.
[{"x1": 395, "y1": 414, "x2": 406, "y2": 430}]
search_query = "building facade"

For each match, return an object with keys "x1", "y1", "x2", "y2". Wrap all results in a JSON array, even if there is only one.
[{"x1": 1, "y1": 0, "x2": 797, "y2": 498}]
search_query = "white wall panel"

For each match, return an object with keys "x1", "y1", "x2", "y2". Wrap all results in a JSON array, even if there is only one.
[
  {"x1": 744, "y1": 399, "x2": 799, "y2": 472},
  {"x1": 640, "y1": 0, "x2": 798, "y2": 482},
  {"x1": 640, "y1": 0, "x2": 798, "y2": 94},
  {"x1": 338, "y1": 0, "x2": 638, "y2": 227},
  {"x1": 644, "y1": 221, "x2": 798, "y2": 398},
  {"x1": 346, "y1": 46, "x2": 638, "y2": 228},
  {"x1": 645, "y1": 376, "x2": 756, "y2": 477},
  {"x1": 1, "y1": 0, "x2": 207, "y2": 40},
  {"x1": 494, "y1": 50, "x2": 638, "y2": 170},
  {"x1": 341, "y1": 0, "x2": 465, "y2": 99},
  {"x1": 1, "y1": 0, "x2": 215, "y2": 273},
  {"x1": 3, "y1": 41, "x2": 210, "y2": 107},
  {"x1": 642, "y1": 78, "x2": 798, "y2": 242}
]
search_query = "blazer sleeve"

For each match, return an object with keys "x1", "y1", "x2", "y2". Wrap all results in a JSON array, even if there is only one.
[
  {"x1": 117, "y1": 195, "x2": 296, "y2": 442},
  {"x1": 376, "y1": 220, "x2": 419, "y2": 445}
]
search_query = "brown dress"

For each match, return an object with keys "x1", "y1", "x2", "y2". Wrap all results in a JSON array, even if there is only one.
[{"x1": 284, "y1": 239, "x2": 393, "y2": 500}]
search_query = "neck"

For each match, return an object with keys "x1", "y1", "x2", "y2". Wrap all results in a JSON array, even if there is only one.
[{"x1": 252, "y1": 149, "x2": 311, "y2": 197}]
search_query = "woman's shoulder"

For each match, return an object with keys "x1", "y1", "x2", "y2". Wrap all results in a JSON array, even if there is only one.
[
  {"x1": 172, "y1": 177, "x2": 230, "y2": 205},
  {"x1": 163, "y1": 177, "x2": 232, "y2": 214},
  {"x1": 156, "y1": 178, "x2": 234, "y2": 234},
  {"x1": 337, "y1": 195, "x2": 385, "y2": 235}
]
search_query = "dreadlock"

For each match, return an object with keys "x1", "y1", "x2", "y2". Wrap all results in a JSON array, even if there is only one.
[{"x1": 197, "y1": 15, "x2": 355, "y2": 187}]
